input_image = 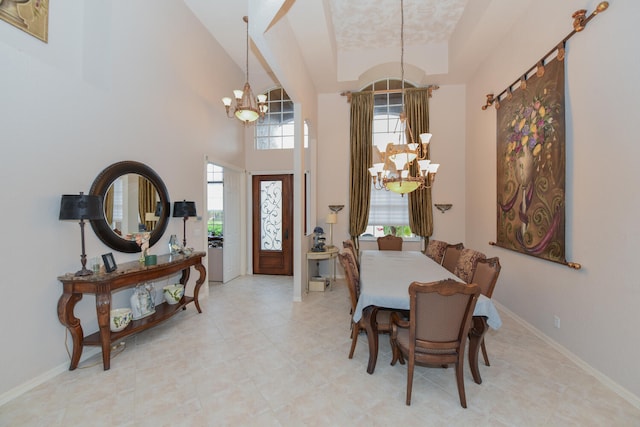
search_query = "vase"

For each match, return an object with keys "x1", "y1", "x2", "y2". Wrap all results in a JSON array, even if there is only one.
[
  {"x1": 169, "y1": 234, "x2": 181, "y2": 255},
  {"x1": 130, "y1": 283, "x2": 155, "y2": 320},
  {"x1": 145, "y1": 282, "x2": 156, "y2": 311},
  {"x1": 515, "y1": 145, "x2": 534, "y2": 188}
]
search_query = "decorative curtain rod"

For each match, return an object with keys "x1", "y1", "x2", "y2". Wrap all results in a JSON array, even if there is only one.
[
  {"x1": 481, "y1": 1, "x2": 609, "y2": 110},
  {"x1": 341, "y1": 85, "x2": 439, "y2": 103}
]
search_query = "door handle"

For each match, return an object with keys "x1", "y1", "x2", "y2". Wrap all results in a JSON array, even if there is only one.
[{"x1": 284, "y1": 229, "x2": 289, "y2": 239}]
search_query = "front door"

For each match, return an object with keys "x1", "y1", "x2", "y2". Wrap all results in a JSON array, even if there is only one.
[{"x1": 252, "y1": 174, "x2": 293, "y2": 275}]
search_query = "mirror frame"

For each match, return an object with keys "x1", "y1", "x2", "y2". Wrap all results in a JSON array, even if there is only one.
[{"x1": 89, "y1": 161, "x2": 171, "y2": 253}]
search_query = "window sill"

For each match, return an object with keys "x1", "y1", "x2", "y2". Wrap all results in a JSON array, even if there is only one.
[{"x1": 359, "y1": 235, "x2": 421, "y2": 243}]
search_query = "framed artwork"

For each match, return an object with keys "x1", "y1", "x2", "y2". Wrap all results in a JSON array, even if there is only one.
[
  {"x1": 102, "y1": 253, "x2": 117, "y2": 273},
  {"x1": 0, "y1": 0, "x2": 48, "y2": 43},
  {"x1": 496, "y1": 56, "x2": 566, "y2": 264}
]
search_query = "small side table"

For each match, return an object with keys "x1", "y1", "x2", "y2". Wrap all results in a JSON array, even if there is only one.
[{"x1": 306, "y1": 246, "x2": 339, "y2": 292}]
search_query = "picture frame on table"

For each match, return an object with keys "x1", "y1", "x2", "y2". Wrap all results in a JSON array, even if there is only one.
[{"x1": 102, "y1": 253, "x2": 117, "y2": 273}]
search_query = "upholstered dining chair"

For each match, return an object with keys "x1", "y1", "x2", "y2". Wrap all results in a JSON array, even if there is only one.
[
  {"x1": 343, "y1": 239, "x2": 355, "y2": 253},
  {"x1": 377, "y1": 234, "x2": 403, "y2": 251},
  {"x1": 425, "y1": 239, "x2": 448, "y2": 264},
  {"x1": 441, "y1": 243, "x2": 464, "y2": 273},
  {"x1": 342, "y1": 246, "x2": 360, "y2": 271},
  {"x1": 338, "y1": 252, "x2": 393, "y2": 359},
  {"x1": 390, "y1": 279, "x2": 480, "y2": 407},
  {"x1": 470, "y1": 257, "x2": 501, "y2": 366},
  {"x1": 453, "y1": 248, "x2": 486, "y2": 284}
]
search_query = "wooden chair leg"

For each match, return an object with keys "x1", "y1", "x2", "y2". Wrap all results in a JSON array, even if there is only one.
[
  {"x1": 390, "y1": 336, "x2": 398, "y2": 365},
  {"x1": 348, "y1": 321, "x2": 359, "y2": 359},
  {"x1": 455, "y1": 361, "x2": 468, "y2": 408},
  {"x1": 481, "y1": 338, "x2": 490, "y2": 366},
  {"x1": 389, "y1": 336, "x2": 405, "y2": 366},
  {"x1": 406, "y1": 360, "x2": 414, "y2": 406}
]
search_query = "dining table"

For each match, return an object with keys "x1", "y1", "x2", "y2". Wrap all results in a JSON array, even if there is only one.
[{"x1": 353, "y1": 250, "x2": 502, "y2": 383}]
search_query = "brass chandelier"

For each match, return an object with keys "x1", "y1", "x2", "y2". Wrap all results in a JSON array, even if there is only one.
[
  {"x1": 222, "y1": 16, "x2": 268, "y2": 125},
  {"x1": 368, "y1": 0, "x2": 439, "y2": 195}
]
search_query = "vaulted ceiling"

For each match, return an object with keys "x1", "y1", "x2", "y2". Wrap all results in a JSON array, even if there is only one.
[{"x1": 185, "y1": 0, "x2": 535, "y2": 93}]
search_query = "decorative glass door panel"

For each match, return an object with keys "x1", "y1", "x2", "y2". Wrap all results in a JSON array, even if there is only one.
[
  {"x1": 252, "y1": 175, "x2": 293, "y2": 275},
  {"x1": 260, "y1": 180, "x2": 283, "y2": 251}
]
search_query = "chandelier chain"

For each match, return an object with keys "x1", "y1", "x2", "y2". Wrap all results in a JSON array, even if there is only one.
[
  {"x1": 244, "y1": 16, "x2": 249, "y2": 82},
  {"x1": 367, "y1": 0, "x2": 440, "y2": 195},
  {"x1": 401, "y1": 0, "x2": 405, "y2": 95}
]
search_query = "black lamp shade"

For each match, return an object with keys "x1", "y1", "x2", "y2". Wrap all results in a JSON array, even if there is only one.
[
  {"x1": 173, "y1": 200, "x2": 197, "y2": 218},
  {"x1": 59, "y1": 193, "x2": 103, "y2": 220}
]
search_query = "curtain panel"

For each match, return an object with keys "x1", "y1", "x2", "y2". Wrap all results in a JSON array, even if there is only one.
[
  {"x1": 138, "y1": 177, "x2": 157, "y2": 232},
  {"x1": 405, "y1": 88, "x2": 434, "y2": 239},
  {"x1": 348, "y1": 92, "x2": 374, "y2": 247}
]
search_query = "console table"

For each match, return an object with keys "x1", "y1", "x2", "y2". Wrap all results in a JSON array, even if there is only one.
[
  {"x1": 306, "y1": 245, "x2": 339, "y2": 291},
  {"x1": 57, "y1": 252, "x2": 206, "y2": 370}
]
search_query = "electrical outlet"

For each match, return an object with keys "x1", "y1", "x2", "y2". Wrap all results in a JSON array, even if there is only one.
[{"x1": 553, "y1": 315, "x2": 561, "y2": 329}]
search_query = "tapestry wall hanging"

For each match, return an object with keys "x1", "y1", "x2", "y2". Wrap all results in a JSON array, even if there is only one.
[
  {"x1": 496, "y1": 57, "x2": 566, "y2": 264},
  {"x1": 0, "y1": 0, "x2": 48, "y2": 43}
]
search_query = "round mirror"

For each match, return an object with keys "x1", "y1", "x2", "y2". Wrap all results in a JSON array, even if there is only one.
[{"x1": 89, "y1": 161, "x2": 170, "y2": 253}]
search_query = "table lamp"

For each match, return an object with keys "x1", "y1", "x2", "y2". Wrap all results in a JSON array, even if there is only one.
[
  {"x1": 59, "y1": 192, "x2": 103, "y2": 276},
  {"x1": 326, "y1": 204, "x2": 344, "y2": 247},
  {"x1": 325, "y1": 212, "x2": 337, "y2": 247},
  {"x1": 173, "y1": 200, "x2": 197, "y2": 247}
]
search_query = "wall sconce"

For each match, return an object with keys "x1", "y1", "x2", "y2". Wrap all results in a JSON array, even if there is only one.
[
  {"x1": 59, "y1": 192, "x2": 103, "y2": 276},
  {"x1": 434, "y1": 203, "x2": 452, "y2": 214},
  {"x1": 172, "y1": 200, "x2": 197, "y2": 247}
]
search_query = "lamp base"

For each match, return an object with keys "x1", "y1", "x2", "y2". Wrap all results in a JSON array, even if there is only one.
[{"x1": 75, "y1": 267, "x2": 94, "y2": 277}]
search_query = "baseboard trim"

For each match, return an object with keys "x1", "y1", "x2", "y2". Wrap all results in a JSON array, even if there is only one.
[
  {"x1": 1, "y1": 292, "x2": 212, "y2": 407},
  {"x1": 0, "y1": 347, "x2": 101, "y2": 407},
  {"x1": 494, "y1": 301, "x2": 640, "y2": 410}
]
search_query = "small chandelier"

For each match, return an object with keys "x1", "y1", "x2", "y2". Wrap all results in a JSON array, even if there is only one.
[
  {"x1": 222, "y1": 16, "x2": 268, "y2": 125},
  {"x1": 368, "y1": 0, "x2": 439, "y2": 195}
]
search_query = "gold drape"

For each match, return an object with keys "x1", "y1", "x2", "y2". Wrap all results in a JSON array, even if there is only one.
[
  {"x1": 406, "y1": 88, "x2": 434, "y2": 239},
  {"x1": 348, "y1": 92, "x2": 374, "y2": 248},
  {"x1": 105, "y1": 186, "x2": 114, "y2": 228},
  {"x1": 138, "y1": 177, "x2": 157, "y2": 232}
]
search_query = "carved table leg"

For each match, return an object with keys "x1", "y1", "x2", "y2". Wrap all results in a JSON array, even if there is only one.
[
  {"x1": 57, "y1": 291, "x2": 84, "y2": 370},
  {"x1": 179, "y1": 268, "x2": 191, "y2": 287},
  {"x1": 468, "y1": 316, "x2": 489, "y2": 384},
  {"x1": 363, "y1": 306, "x2": 380, "y2": 374},
  {"x1": 95, "y1": 285, "x2": 112, "y2": 370},
  {"x1": 192, "y1": 262, "x2": 206, "y2": 313}
]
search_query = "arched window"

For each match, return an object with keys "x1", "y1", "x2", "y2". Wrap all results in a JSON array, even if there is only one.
[
  {"x1": 362, "y1": 79, "x2": 415, "y2": 239},
  {"x1": 255, "y1": 87, "x2": 308, "y2": 149}
]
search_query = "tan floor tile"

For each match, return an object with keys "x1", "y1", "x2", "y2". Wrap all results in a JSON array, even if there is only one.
[{"x1": 1, "y1": 275, "x2": 638, "y2": 426}]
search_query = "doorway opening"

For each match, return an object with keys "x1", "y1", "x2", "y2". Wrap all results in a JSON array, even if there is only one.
[{"x1": 207, "y1": 163, "x2": 224, "y2": 282}]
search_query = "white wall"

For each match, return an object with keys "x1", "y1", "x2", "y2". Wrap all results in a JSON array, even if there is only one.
[
  {"x1": 429, "y1": 84, "x2": 466, "y2": 244},
  {"x1": 0, "y1": 1, "x2": 243, "y2": 399},
  {"x1": 465, "y1": 0, "x2": 640, "y2": 400}
]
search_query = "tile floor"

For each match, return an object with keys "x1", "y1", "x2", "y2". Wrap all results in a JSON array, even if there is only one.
[{"x1": 1, "y1": 275, "x2": 639, "y2": 426}]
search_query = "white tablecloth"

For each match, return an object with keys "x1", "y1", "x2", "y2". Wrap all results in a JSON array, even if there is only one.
[{"x1": 353, "y1": 250, "x2": 501, "y2": 330}]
